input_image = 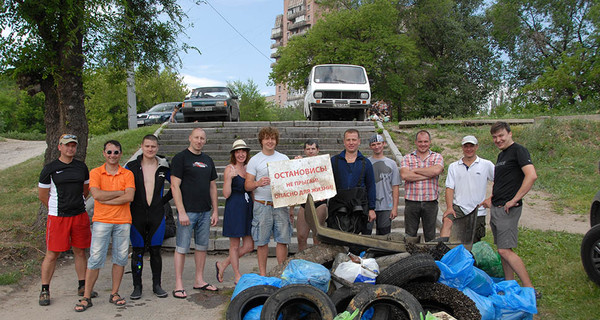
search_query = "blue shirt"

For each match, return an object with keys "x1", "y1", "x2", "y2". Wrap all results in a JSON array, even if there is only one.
[{"x1": 331, "y1": 150, "x2": 376, "y2": 210}]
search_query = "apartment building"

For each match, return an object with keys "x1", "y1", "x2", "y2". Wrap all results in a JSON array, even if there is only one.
[{"x1": 271, "y1": 0, "x2": 322, "y2": 107}]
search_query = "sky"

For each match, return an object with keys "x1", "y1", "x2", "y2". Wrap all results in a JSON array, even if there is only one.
[{"x1": 177, "y1": 0, "x2": 282, "y2": 96}]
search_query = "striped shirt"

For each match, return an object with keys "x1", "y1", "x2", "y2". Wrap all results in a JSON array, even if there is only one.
[{"x1": 401, "y1": 150, "x2": 444, "y2": 201}]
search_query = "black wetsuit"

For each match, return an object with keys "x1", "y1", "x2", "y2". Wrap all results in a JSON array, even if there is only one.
[{"x1": 125, "y1": 154, "x2": 171, "y2": 289}]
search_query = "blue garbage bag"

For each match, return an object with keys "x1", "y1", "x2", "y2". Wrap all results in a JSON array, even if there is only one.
[
  {"x1": 467, "y1": 267, "x2": 495, "y2": 297},
  {"x1": 281, "y1": 259, "x2": 331, "y2": 293},
  {"x1": 232, "y1": 273, "x2": 283, "y2": 300},
  {"x1": 490, "y1": 280, "x2": 537, "y2": 319},
  {"x1": 435, "y1": 245, "x2": 475, "y2": 290},
  {"x1": 242, "y1": 306, "x2": 262, "y2": 320},
  {"x1": 463, "y1": 287, "x2": 496, "y2": 320}
]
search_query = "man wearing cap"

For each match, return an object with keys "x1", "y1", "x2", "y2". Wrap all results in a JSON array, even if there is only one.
[
  {"x1": 437, "y1": 135, "x2": 494, "y2": 243},
  {"x1": 75, "y1": 140, "x2": 135, "y2": 312},
  {"x1": 124, "y1": 134, "x2": 170, "y2": 300},
  {"x1": 365, "y1": 134, "x2": 401, "y2": 235},
  {"x1": 482, "y1": 121, "x2": 539, "y2": 297},
  {"x1": 245, "y1": 126, "x2": 290, "y2": 276},
  {"x1": 38, "y1": 134, "x2": 93, "y2": 306},
  {"x1": 400, "y1": 130, "x2": 444, "y2": 242},
  {"x1": 170, "y1": 128, "x2": 219, "y2": 298}
]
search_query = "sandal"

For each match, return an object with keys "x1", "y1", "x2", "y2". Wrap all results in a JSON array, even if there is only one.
[
  {"x1": 109, "y1": 293, "x2": 126, "y2": 306},
  {"x1": 39, "y1": 289, "x2": 50, "y2": 306},
  {"x1": 74, "y1": 297, "x2": 93, "y2": 312}
]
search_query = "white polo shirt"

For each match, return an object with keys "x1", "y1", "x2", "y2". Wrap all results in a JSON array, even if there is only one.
[{"x1": 445, "y1": 156, "x2": 495, "y2": 216}]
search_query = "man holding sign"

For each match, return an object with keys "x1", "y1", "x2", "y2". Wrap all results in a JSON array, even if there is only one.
[{"x1": 245, "y1": 127, "x2": 290, "y2": 276}]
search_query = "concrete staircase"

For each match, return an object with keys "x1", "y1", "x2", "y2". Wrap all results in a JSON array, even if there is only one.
[{"x1": 156, "y1": 120, "x2": 432, "y2": 254}]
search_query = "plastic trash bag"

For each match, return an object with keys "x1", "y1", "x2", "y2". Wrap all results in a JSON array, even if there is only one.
[
  {"x1": 467, "y1": 267, "x2": 495, "y2": 297},
  {"x1": 463, "y1": 287, "x2": 496, "y2": 320},
  {"x1": 242, "y1": 306, "x2": 262, "y2": 320},
  {"x1": 435, "y1": 245, "x2": 475, "y2": 290},
  {"x1": 231, "y1": 273, "x2": 282, "y2": 300},
  {"x1": 471, "y1": 241, "x2": 504, "y2": 278},
  {"x1": 334, "y1": 257, "x2": 379, "y2": 285},
  {"x1": 281, "y1": 259, "x2": 331, "y2": 293},
  {"x1": 333, "y1": 309, "x2": 360, "y2": 320},
  {"x1": 490, "y1": 280, "x2": 537, "y2": 320}
]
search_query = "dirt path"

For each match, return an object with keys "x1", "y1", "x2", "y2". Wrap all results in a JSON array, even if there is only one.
[{"x1": 0, "y1": 138, "x2": 46, "y2": 170}]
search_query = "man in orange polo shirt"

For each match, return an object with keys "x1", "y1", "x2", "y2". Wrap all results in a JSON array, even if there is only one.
[{"x1": 74, "y1": 140, "x2": 135, "y2": 312}]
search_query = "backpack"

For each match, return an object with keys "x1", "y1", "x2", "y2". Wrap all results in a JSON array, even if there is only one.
[{"x1": 326, "y1": 155, "x2": 369, "y2": 234}]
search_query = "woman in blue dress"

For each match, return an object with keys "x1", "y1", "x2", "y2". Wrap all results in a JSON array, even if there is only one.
[{"x1": 215, "y1": 139, "x2": 254, "y2": 284}]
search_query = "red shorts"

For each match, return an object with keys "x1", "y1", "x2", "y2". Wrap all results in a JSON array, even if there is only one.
[{"x1": 46, "y1": 213, "x2": 92, "y2": 252}]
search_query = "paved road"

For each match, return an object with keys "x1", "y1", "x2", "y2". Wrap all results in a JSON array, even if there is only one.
[
  {"x1": 0, "y1": 138, "x2": 46, "y2": 170},
  {"x1": 0, "y1": 250, "x2": 276, "y2": 320}
]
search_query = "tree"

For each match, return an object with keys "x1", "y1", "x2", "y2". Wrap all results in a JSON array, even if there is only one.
[
  {"x1": 0, "y1": 0, "x2": 189, "y2": 163},
  {"x1": 85, "y1": 67, "x2": 188, "y2": 135},
  {"x1": 488, "y1": 0, "x2": 600, "y2": 111},
  {"x1": 228, "y1": 80, "x2": 276, "y2": 121}
]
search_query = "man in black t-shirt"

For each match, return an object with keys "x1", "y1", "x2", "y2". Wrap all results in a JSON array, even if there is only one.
[
  {"x1": 482, "y1": 122, "x2": 539, "y2": 299},
  {"x1": 170, "y1": 128, "x2": 219, "y2": 298},
  {"x1": 37, "y1": 134, "x2": 95, "y2": 306}
]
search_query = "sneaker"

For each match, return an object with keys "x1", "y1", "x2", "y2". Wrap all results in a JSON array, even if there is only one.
[
  {"x1": 77, "y1": 286, "x2": 98, "y2": 298},
  {"x1": 39, "y1": 289, "x2": 50, "y2": 306},
  {"x1": 153, "y1": 284, "x2": 168, "y2": 298},
  {"x1": 130, "y1": 285, "x2": 142, "y2": 300}
]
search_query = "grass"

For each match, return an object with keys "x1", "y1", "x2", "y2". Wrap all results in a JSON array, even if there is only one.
[{"x1": 0, "y1": 124, "x2": 158, "y2": 284}]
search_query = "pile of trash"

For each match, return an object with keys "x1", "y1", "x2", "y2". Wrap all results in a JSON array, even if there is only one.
[{"x1": 226, "y1": 243, "x2": 537, "y2": 320}]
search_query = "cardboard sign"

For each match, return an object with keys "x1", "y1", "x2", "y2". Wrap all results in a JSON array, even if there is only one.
[{"x1": 268, "y1": 154, "x2": 337, "y2": 208}]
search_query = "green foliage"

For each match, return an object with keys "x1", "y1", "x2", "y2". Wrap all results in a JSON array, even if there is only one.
[
  {"x1": 488, "y1": 0, "x2": 600, "y2": 111},
  {"x1": 0, "y1": 131, "x2": 45, "y2": 140},
  {"x1": 0, "y1": 75, "x2": 45, "y2": 134},
  {"x1": 227, "y1": 79, "x2": 276, "y2": 121},
  {"x1": 85, "y1": 67, "x2": 187, "y2": 135}
]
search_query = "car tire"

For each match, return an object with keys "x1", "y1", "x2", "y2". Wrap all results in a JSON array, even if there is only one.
[
  {"x1": 376, "y1": 253, "x2": 440, "y2": 287},
  {"x1": 346, "y1": 284, "x2": 424, "y2": 320},
  {"x1": 581, "y1": 224, "x2": 600, "y2": 286},
  {"x1": 329, "y1": 283, "x2": 370, "y2": 314},
  {"x1": 403, "y1": 282, "x2": 481, "y2": 320},
  {"x1": 226, "y1": 285, "x2": 279, "y2": 320},
  {"x1": 356, "y1": 109, "x2": 366, "y2": 121},
  {"x1": 260, "y1": 284, "x2": 336, "y2": 320},
  {"x1": 310, "y1": 109, "x2": 319, "y2": 121}
]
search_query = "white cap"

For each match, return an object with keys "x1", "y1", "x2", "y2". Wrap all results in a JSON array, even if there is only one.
[{"x1": 461, "y1": 135, "x2": 478, "y2": 145}]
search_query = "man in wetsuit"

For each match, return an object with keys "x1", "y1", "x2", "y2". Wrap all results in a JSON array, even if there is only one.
[{"x1": 125, "y1": 134, "x2": 170, "y2": 299}]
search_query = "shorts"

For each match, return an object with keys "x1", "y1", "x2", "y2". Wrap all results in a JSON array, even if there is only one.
[
  {"x1": 87, "y1": 222, "x2": 131, "y2": 269},
  {"x1": 175, "y1": 211, "x2": 211, "y2": 253},
  {"x1": 46, "y1": 213, "x2": 91, "y2": 252},
  {"x1": 490, "y1": 205, "x2": 522, "y2": 249},
  {"x1": 446, "y1": 204, "x2": 468, "y2": 221},
  {"x1": 251, "y1": 202, "x2": 292, "y2": 246}
]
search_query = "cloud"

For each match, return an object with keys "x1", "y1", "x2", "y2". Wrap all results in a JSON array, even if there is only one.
[{"x1": 181, "y1": 74, "x2": 226, "y2": 90}]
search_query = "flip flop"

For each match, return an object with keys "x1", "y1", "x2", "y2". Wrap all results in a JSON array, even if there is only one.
[
  {"x1": 193, "y1": 283, "x2": 218, "y2": 292},
  {"x1": 172, "y1": 289, "x2": 187, "y2": 299},
  {"x1": 215, "y1": 262, "x2": 223, "y2": 283}
]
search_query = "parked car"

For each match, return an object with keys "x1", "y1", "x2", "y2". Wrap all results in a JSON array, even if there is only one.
[
  {"x1": 182, "y1": 87, "x2": 240, "y2": 122},
  {"x1": 581, "y1": 190, "x2": 600, "y2": 286},
  {"x1": 137, "y1": 102, "x2": 183, "y2": 126}
]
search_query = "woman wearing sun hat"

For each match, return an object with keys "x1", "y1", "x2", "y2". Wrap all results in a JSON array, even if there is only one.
[{"x1": 215, "y1": 139, "x2": 254, "y2": 284}]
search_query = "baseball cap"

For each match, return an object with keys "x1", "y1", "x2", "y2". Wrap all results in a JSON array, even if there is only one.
[
  {"x1": 231, "y1": 139, "x2": 250, "y2": 152},
  {"x1": 59, "y1": 134, "x2": 78, "y2": 145},
  {"x1": 461, "y1": 135, "x2": 478, "y2": 145},
  {"x1": 369, "y1": 134, "x2": 384, "y2": 145}
]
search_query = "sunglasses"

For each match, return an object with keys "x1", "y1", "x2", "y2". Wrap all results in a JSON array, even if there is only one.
[
  {"x1": 60, "y1": 134, "x2": 77, "y2": 139},
  {"x1": 105, "y1": 150, "x2": 120, "y2": 155}
]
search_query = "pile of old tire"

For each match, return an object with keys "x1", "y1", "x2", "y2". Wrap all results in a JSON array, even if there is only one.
[{"x1": 369, "y1": 253, "x2": 481, "y2": 320}]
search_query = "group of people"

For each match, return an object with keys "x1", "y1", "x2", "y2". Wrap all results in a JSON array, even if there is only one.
[{"x1": 36, "y1": 120, "x2": 540, "y2": 312}]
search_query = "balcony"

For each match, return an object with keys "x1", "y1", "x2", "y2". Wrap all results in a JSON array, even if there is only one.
[
  {"x1": 287, "y1": 9, "x2": 306, "y2": 21},
  {"x1": 270, "y1": 42, "x2": 282, "y2": 49},
  {"x1": 271, "y1": 30, "x2": 282, "y2": 40},
  {"x1": 288, "y1": 20, "x2": 308, "y2": 31}
]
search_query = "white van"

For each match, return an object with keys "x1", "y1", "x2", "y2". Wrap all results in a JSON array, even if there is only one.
[{"x1": 304, "y1": 64, "x2": 371, "y2": 121}]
